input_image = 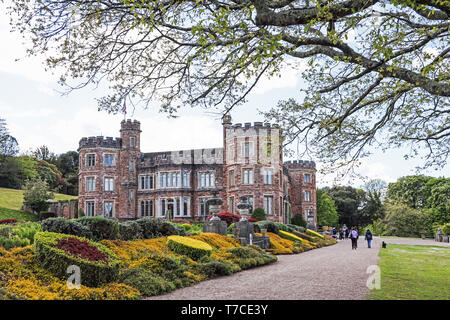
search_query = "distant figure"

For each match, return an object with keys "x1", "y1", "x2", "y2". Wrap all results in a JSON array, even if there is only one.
[
  {"x1": 339, "y1": 228, "x2": 344, "y2": 240},
  {"x1": 382, "y1": 241, "x2": 387, "y2": 248},
  {"x1": 345, "y1": 228, "x2": 350, "y2": 240},
  {"x1": 332, "y1": 227, "x2": 337, "y2": 238},
  {"x1": 349, "y1": 227, "x2": 359, "y2": 250},
  {"x1": 365, "y1": 229, "x2": 373, "y2": 248}
]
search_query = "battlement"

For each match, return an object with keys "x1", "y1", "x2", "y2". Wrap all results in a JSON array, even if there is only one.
[
  {"x1": 230, "y1": 122, "x2": 280, "y2": 130},
  {"x1": 284, "y1": 160, "x2": 316, "y2": 169},
  {"x1": 120, "y1": 119, "x2": 141, "y2": 132},
  {"x1": 78, "y1": 136, "x2": 122, "y2": 150}
]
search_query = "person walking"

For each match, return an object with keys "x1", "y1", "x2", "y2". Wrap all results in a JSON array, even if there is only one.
[
  {"x1": 345, "y1": 228, "x2": 349, "y2": 240},
  {"x1": 349, "y1": 227, "x2": 359, "y2": 250},
  {"x1": 339, "y1": 228, "x2": 344, "y2": 240},
  {"x1": 365, "y1": 229, "x2": 373, "y2": 248}
]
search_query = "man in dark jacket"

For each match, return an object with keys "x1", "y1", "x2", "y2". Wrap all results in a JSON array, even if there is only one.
[{"x1": 365, "y1": 229, "x2": 373, "y2": 248}]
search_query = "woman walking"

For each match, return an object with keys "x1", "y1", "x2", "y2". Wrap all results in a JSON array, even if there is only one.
[
  {"x1": 349, "y1": 227, "x2": 359, "y2": 250},
  {"x1": 365, "y1": 229, "x2": 373, "y2": 248}
]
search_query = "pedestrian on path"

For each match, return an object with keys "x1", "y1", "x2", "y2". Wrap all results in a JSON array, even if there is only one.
[
  {"x1": 339, "y1": 228, "x2": 344, "y2": 240},
  {"x1": 365, "y1": 229, "x2": 373, "y2": 248},
  {"x1": 345, "y1": 228, "x2": 350, "y2": 240},
  {"x1": 349, "y1": 227, "x2": 359, "y2": 250}
]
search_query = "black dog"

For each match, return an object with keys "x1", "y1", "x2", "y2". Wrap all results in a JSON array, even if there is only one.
[{"x1": 382, "y1": 241, "x2": 387, "y2": 248}]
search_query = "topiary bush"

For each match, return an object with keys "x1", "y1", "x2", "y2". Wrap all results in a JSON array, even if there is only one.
[
  {"x1": 207, "y1": 211, "x2": 241, "y2": 226},
  {"x1": 41, "y1": 217, "x2": 92, "y2": 239},
  {"x1": 306, "y1": 228, "x2": 325, "y2": 239},
  {"x1": 278, "y1": 230, "x2": 304, "y2": 244},
  {"x1": 287, "y1": 224, "x2": 306, "y2": 233},
  {"x1": 119, "y1": 221, "x2": 143, "y2": 241},
  {"x1": 136, "y1": 218, "x2": 179, "y2": 239},
  {"x1": 119, "y1": 268, "x2": 175, "y2": 297},
  {"x1": 166, "y1": 235, "x2": 212, "y2": 261},
  {"x1": 192, "y1": 259, "x2": 241, "y2": 278},
  {"x1": 34, "y1": 232, "x2": 121, "y2": 287},
  {"x1": 77, "y1": 216, "x2": 120, "y2": 241},
  {"x1": 227, "y1": 245, "x2": 277, "y2": 269},
  {"x1": 291, "y1": 214, "x2": 307, "y2": 228},
  {"x1": 251, "y1": 208, "x2": 266, "y2": 221}
]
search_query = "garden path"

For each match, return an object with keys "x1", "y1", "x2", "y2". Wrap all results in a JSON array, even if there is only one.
[{"x1": 146, "y1": 237, "x2": 449, "y2": 300}]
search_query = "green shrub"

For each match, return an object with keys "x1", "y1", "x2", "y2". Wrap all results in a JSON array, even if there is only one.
[
  {"x1": 251, "y1": 208, "x2": 266, "y2": 221},
  {"x1": 227, "y1": 223, "x2": 235, "y2": 234},
  {"x1": 167, "y1": 235, "x2": 212, "y2": 261},
  {"x1": 136, "y1": 218, "x2": 179, "y2": 239},
  {"x1": 291, "y1": 230, "x2": 315, "y2": 242},
  {"x1": 77, "y1": 216, "x2": 119, "y2": 241},
  {"x1": 41, "y1": 217, "x2": 92, "y2": 238},
  {"x1": 39, "y1": 211, "x2": 56, "y2": 221},
  {"x1": 442, "y1": 223, "x2": 450, "y2": 236},
  {"x1": 192, "y1": 260, "x2": 241, "y2": 278},
  {"x1": 291, "y1": 214, "x2": 307, "y2": 227},
  {"x1": 11, "y1": 222, "x2": 41, "y2": 243},
  {"x1": 34, "y1": 232, "x2": 121, "y2": 287},
  {"x1": 0, "y1": 222, "x2": 42, "y2": 249},
  {"x1": 287, "y1": 224, "x2": 306, "y2": 233},
  {"x1": 0, "y1": 235, "x2": 30, "y2": 249},
  {"x1": 78, "y1": 208, "x2": 85, "y2": 218},
  {"x1": 255, "y1": 221, "x2": 279, "y2": 234},
  {"x1": 119, "y1": 221, "x2": 143, "y2": 241},
  {"x1": 274, "y1": 222, "x2": 289, "y2": 232},
  {"x1": 227, "y1": 245, "x2": 277, "y2": 269},
  {"x1": 119, "y1": 268, "x2": 175, "y2": 297}
]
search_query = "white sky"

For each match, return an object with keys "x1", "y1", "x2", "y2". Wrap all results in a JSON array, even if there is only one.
[{"x1": 0, "y1": 2, "x2": 448, "y2": 189}]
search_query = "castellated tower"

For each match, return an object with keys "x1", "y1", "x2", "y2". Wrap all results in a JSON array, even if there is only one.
[
  {"x1": 118, "y1": 119, "x2": 141, "y2": 219},
  {"x1": 284, "y1": 160, "x2": 317, "y2": 228},
  {"x1": 223, "y1": 117, "x2": 286, "y2": 223}
]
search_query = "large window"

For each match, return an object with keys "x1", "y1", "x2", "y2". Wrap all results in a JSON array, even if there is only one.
[
  {"x1": 198, "y1": 198, "x2": 208, "y2": 217},
  {"x1": 104, "y1": 177, "x2": 114, "y2": 191},
  {"x1": 86, "y1": 154, "x2": 96, "y2": 167},
  {"x1": 139, "y1": 175, "x2": 154, "y2": 190},
  {"x1": 264, "y1": 196, "x2": 273, "y2": 215},
  {"x1": 304, "y1": 173, "x2": 311, "y2": 183},
  {"x1": 140, "y1": 200, "x2": 154, "y2": 217},
  {"x1": 129, "y1": 160, "x2": 135, "y2": 172},
  {"x1": 104, "y1": 201, "x2": 114, "y2": 218},
  {"x1": 263, "y1": 168, "x2": 273, "y2": 184},
  {"x1": 229, "y1": 196, "x2": 235, "y2": 213},
  {"x1": 104, "y1": 154, "x2": 115, "y2": 166},
  {"x1": 229, "y1": 170, "x2": 235, "y2": 186},
  {"x1": 130, "y1": 137, "x2": 136, "y2": 148},
  {"x1": 198, "y1": 172, "x2": 215, "y2": 188},
  {"x1": 159, "y1": 172, "x2": 181, "y2": 188},
  {"x1": 305, "y1": 191, "x2": 311, "y2": 202},
  {"x1": 242, "y1": 169, "x2": 254, "y2": 185},
  {"x1": 86, "y1": 201, "x2": 95, "y2": 217},
  {"x1": 182, "y1": 198, "x2": 189, "y2": 216},
  {"x1": 86, "y1": 177, "x2": 95, "y2": 191},
  {"x1": 182, "y1": 172, "x2": 190, "y2": 187},
  {"x1": 242, "y1": 141, "x2": 254, "y2": 157}
]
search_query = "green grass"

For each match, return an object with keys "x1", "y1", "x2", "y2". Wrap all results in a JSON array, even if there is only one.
[
  {"x1": 368, "y1": 244, "x2": 450, "y2": 300},
  {"x1": 0, "y1": 187, "x2": 77, "y2": 223},
  {"x1": 0, "y1": 187, "x2": 77, "y2": 210}
]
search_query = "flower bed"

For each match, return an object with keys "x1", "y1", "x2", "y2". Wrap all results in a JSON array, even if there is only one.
[
  {"x1": 263, "y1": 232, "x2": 303, "y2": 254},
  {"x1": 0, "y1": 219, "x2": 17, "y2": 225},
  {"x1": 278, "y1": 230, "x2": 304, "y2": 244},
  {"x1": 54, "y1": 237, "x2": 109, "y2": 264},
  {"x1": 166, "y1": 235, "x2": 212, "y2": 261},
  {"x1": 306, "y1": 229, "x2": 325, "y2": 239},
  {"x1": 34, "y1": 232, "x2": 121, "y2": 287}
]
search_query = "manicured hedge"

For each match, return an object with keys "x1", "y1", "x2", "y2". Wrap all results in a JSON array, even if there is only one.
[
  {"x1": 41, "y1": 217, "x2": 92, "y2": 239},
  {"x1": 255, "y1": 221, "x2": 279, "y2": 234},
  {"x1": 119, "y1": 221, "x2": 143, "y2": 241},
  {"x1": 306, "y1": 229, "x2": 324, "y2": 239},
  {"x1": 136, "y1": 218, "x2": 179, "y2": 239},
  {"x1": 34, "y1": 232, "x2": 121, "y2": 287},
  {"x1": 166, "y1": 235, "x2": 212, "y2": 261},
  {"x1": 77, "y1": 216, "x2": 120, "y2": 241},
  {"x1": 290, "y1": 230, "x2": 316, "y2": 242},
  {"x1": 278, "y1": 230, "x2": 304, "y2": 244}
]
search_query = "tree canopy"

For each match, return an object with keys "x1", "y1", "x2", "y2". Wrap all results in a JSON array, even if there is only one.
[{"x1": 7, "y1": 0, "x2": 449, "y2": 169}]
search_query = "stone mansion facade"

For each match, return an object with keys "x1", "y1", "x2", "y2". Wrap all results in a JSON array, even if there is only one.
[{"x1": 77, "y1": 117, "x2": 317, "y2": 227}]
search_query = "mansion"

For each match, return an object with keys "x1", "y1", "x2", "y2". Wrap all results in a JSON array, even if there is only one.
[{"x1": 78, "y1": 117, "x2": 317, "y2": 227}]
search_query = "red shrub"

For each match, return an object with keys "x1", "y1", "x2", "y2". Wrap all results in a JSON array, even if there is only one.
[
  {"x1": 0, "y1": 219, "x2": 17, "y2": 225},
  {"x1": 207, "y1": 211, "x2": 241, "y2": 226},
  {"x1": 54, "y1": 237, "x2": 109, "y2": 263},
  {"x1": 248, "y1": 218, "x2": 259, "y2": 222}
]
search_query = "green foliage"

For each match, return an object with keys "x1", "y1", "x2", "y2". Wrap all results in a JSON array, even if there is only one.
[
  {"x1": 316, "y1": 189, "x2": 339, "y2": 227},
  {"x1": 387, "y1": 175, "x2": 432, "y2": 209},
  {"x1": 22, "y1": 178, "x2": 54, "y2": 214},
  {"x1": 286, "y1": 224, "x2": 306, "y2": 233},
  {"x1": 192, "y1": 259, "x2": 241, "y2": 278},
  {"x1": 33, "y1": 232, "x2": 121, "y2": 287},
  {"x1": 0, "y1": 222, "x2": 40, "y2": 249},
  {"x1": 291, "y1": 214, "x2": 307, "y2": 228},
  {"x1": 0, "y1": 235, "x2": 30, "y2": 250},
  {"x1": 41, "y1": 217, "x2": 92, "y2": 238},
  {"x1": 0, "y1": 206, "x2": 38, "y2": 223},
  {"x1": 77, "y1": 216, "x2": 120, "y2": 241},
  {"x1": 255, "y1": 220, "x2": 279, "y2": 234},
  {"x1": 251, "y1": 208, "x2": 266, "y2": 221},
  {"x1": 227, "y1": 245, "x2": 277, "y2": 270},
  {"x1": 136, "y1": 217, "x2": 179, "y2": 239},
  {"x1": 382, "y1": 203, "x2": 433, "y2": 237},
  {"x1": 119, "y1": 268, "x2": 174, "y2": 297},
  {"x1": 119, "y1": 221, "x2": 143, "y2": 241},
  {"x1": 442, "y1": 223, "x2": 450, "y2": 236},
  {"x1": 38, "y1": 211, "x2": 56, "y2": 221}
]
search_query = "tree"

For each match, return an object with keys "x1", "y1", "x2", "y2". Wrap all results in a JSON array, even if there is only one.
[
  {"x1": 0, "y1": 157, "x2": 24, "y2": 189},
  {"x1": 23, "y1": 178, "x2": 55, "y2": 214},
  {"x1": 7, "y1": 0, "x2": 449, "y2": 170},
  {"x1": 316, "y1": 189, "x2": 339, "y2": 227},
  {"x1": 382, "y1": 202, "x2": 433, "y2": 237},
  {"x1": 423, "y1": 177, "x2": 450, "y2": 224},
  {"x1": 323, "y1": 185, "x2": 367, "y2": 227},
  {"x1": 361, "y1": 179, "x2": 386, "y2": 224},
  {"x1": 56, "y1": 151, "x2": 79, "y2": 177},
  {"x1": 291, "y1": 214, "x2": 307, "y2": 228},
  {"x1": 386, "y1": 175, "x2": 432, "y2": 209},
  {"x1": 31, "y1": 145, "x2": 57, "y2": 163},
  {"x1": 251, "y1": 208, "x2": 266, "y2": 221},
  {"x1": 0, "y1": 118, "x2": 18, "y2": 159}
]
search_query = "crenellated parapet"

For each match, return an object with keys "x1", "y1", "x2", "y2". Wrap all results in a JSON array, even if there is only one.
[
  {"x1": 78, "y1": 136, "x2": 122, "y2": 150},
  {"x1": 120, "y1": 119, "x2": 141, "y2": 132},
  {"x1": 283, "y1": 160, "x2": 316, "y2": 170}
]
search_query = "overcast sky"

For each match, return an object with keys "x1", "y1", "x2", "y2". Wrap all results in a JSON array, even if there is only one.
[{"x1": 0, "y1": 2, "x2": 448, "y2": 188}]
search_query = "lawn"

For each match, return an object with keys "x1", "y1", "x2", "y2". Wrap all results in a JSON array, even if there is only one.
[
  {"x1": 368, "y1": 244, "x2": 450, "y2": 300},
  {"x1": 0, "y1": 187, "x2": 77, "y2": 210},
  {"x1": 0, "y1": 187, "x2": 77, "y2": 223}
]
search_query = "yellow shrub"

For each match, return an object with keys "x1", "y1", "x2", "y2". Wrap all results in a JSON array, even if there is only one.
[
  {"x1": 306, "y1": 229, "x2": 324, "y2": 239},
  {"x1": 265, "y1": 232, "x2": 296, "y2": 254},
  {"x1": 167, "y1": 235, "x2": 212, "y2": 260},
  {"x1": 190, "y1": 233, "x2": 241, "y2": 249},
  {"x1": 278, "y1": 230, "x2": 304, "y2": 243}
]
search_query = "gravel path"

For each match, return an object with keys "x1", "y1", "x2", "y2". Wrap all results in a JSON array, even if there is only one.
[{"x1": 146, "y1": 237, "x2": 449, "y2": 300}]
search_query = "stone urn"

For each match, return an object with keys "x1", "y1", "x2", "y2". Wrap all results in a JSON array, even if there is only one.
[
  {"x1": 237, "y1": 196, "x2": 251, "y2": 221},
  {"x1": 206, "y1": 191, "x2": 223, "y2": 221}
]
